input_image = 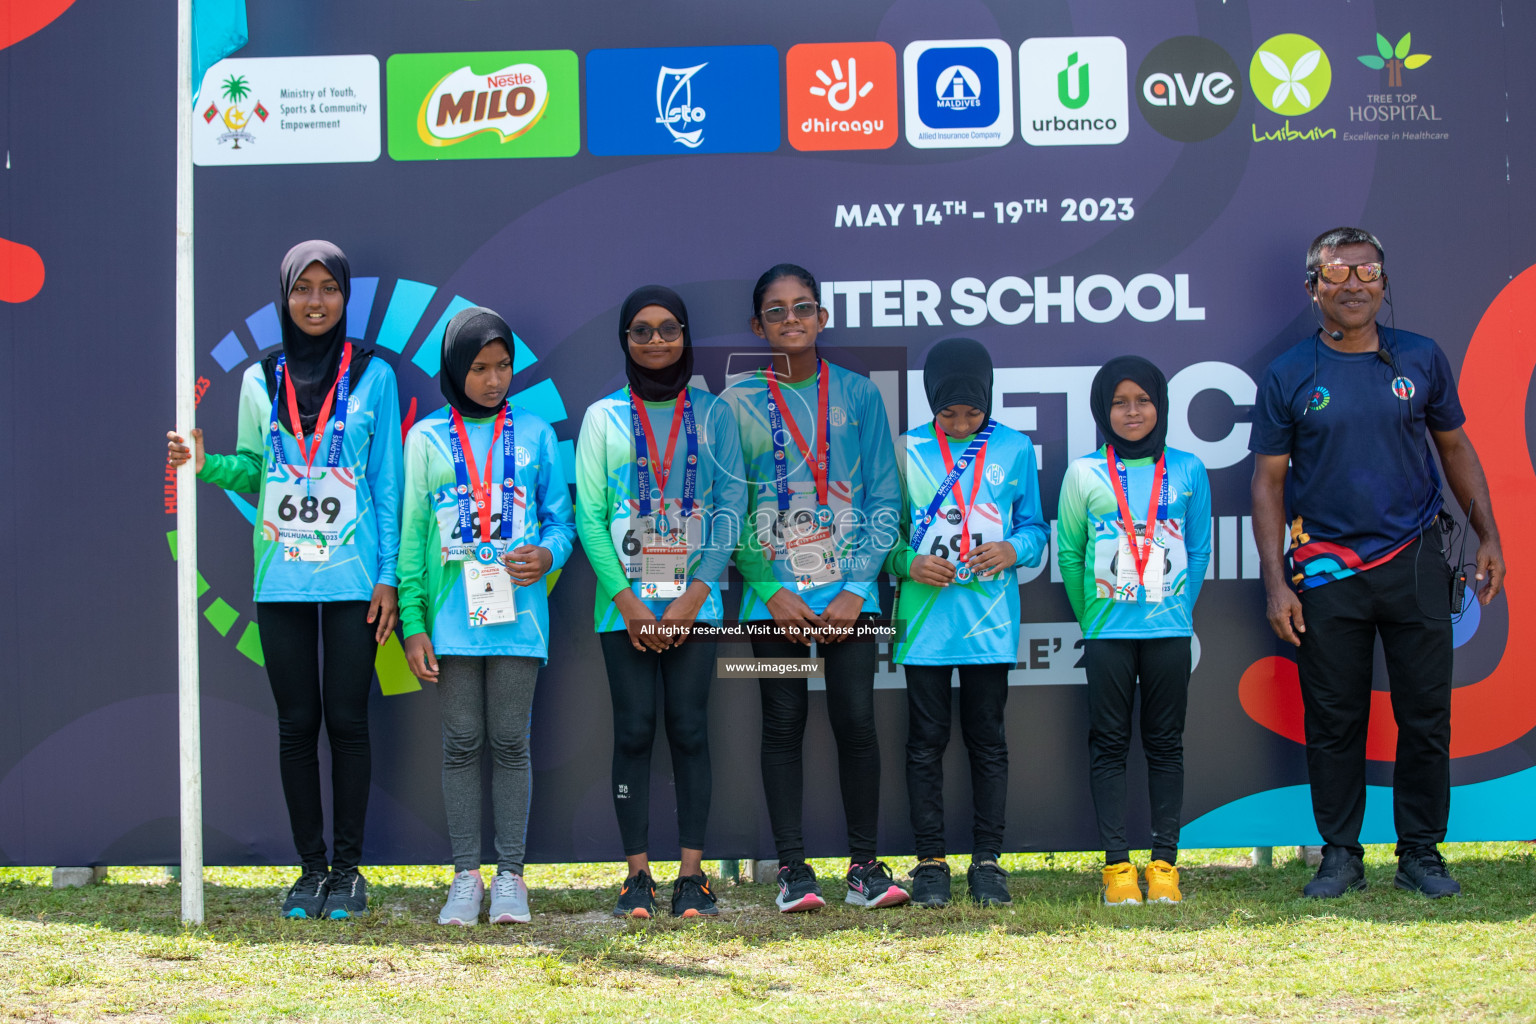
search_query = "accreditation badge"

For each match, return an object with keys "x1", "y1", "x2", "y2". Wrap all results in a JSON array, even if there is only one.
[
  {"x1": 638, "y1": 519, "x2": 689, "y2": 600},
  {"x1": 783, "y1": 508, "x2": 842, "y2": 590},
  {"x1": 464, "y1": 542, "x2": 516, "y2": 627},
  {"x1": 1114, "y1": 528, "x2": 1165, "y2": 603}
]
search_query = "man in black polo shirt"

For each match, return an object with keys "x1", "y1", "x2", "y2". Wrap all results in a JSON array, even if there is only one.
[{"x1": 1250, "y1": 226, "x2": 1505, "y2": 898}]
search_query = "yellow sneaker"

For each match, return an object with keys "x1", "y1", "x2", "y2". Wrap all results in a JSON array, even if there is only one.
[
  {"x1": 1101, "y1": 861, "x2": 1142, "y2": 905},
  {"x1": 1145, "y1": 860, "x2": 1182, "y2": 904}
]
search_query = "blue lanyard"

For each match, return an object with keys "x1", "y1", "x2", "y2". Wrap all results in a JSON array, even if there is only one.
[
  {"x1": 629, "y1": 389, "x2": 697, "y2": 525},
  {"x1": 1111, "y1": 451, "x2": 1169, "y2": 525},
  {"x1": 910, "y1": 420, "x2": 995, "y2": 550},
  {"x1": 447, "y1": 405, "x2": 516, "y2": 548},
  {"x1": 761, "y1": 361, "x2": 832, "y2": 523},
  {"x1": 268, "y1": 352, "x2": 352, "y2": 470}
]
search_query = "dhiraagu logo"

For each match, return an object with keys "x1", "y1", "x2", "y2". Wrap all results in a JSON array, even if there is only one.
[
  {"x1": 387, "y1": 51, "x2": 579, "y2": 160},
  {"x1": 1250, "y1": 34, "x2": 1332, "y2": 116}
]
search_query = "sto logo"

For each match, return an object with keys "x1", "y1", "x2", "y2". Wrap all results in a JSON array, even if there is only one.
[{"x1": 1239, "y1": 264, "x2": 1536, "y2": 759}]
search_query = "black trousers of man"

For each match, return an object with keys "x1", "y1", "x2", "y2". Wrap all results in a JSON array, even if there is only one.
[{"x1": 1296, "y1": 537, "x2": 1454, "y2": 858}]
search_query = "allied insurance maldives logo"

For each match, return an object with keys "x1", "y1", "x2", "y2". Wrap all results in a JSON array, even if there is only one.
[{"x1": 386, "y1": 51, "x2": 580, "y2": 160}]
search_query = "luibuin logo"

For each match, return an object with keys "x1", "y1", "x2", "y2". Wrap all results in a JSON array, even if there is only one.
[
  {"x1": 656, "y1": 63, "x2": 707, "y2": 148},
  {"x1": 1358, "y1": 32, "x2": 1431, "y2": 88},
  {"x1": 1058, "y1": 51, "x2": 1089, "y2": 109},
  {"x1": 1250, "y1": 34, "x2": 1332, "y2": 116}
]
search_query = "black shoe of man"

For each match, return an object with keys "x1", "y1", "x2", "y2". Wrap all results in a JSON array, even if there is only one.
[
  {"x1": 1302, "y1": 845, "x2": 1366, "y2": 898},
  {"x1": 1394, "y1": 847, "x2": 1461, "y2": 899}
]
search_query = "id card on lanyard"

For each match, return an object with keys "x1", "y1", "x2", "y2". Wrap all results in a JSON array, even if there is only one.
[
  {"x1": 763, "y1": 361, "x2": 842, "y2": 590},
  {"x1": 449, "y1": 405, "x2": 518, "y2": 627},
  {"x1": 911, "y1": 421, "x2": 996, "y2": 584},
  {"x1": 1107, "y1": 445, "x2": 1168, "y2": 603},
  {"x1": 265, "y1": 343, "x2": 356, "y2": 562},
  {"x1": 629, "y1": 388, "x2": 697, "y2": 600}
]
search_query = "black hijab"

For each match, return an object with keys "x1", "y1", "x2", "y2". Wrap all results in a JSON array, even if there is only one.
[
  {"x1": 923, "y1": 337, "x2": 993, "y2": 423},
  {"x1": 618, "y1": 285, "x2": 693, "y2": 402},
  {"x1": 440, "y1": 306, "x2": 514, "y2": 419},
  {"x1": 1090, "y1": 356, "x2": 1169, "y2": 460},
  {"x1": 263, "y1": 240, "x2": 371, "y2": 434}
]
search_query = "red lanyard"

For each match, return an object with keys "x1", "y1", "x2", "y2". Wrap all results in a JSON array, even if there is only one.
[
  {"x1": 283, "y1": 342, "x2": 352, "y2": 470},
  {"x1": 1105, "y1": 445, "x2": 1165, "y2": 586},
  {"x1": 631, "y1": 389, "x2": 688, "y2": 496},
  {"x1": 764, "y1": 359, "x2": 830, "y2": 507},
  {"x1": 451, "y1": 404, "x2": 509, "y2": 543},
  {"x1": 936, "y1": 424, "x2": 988, "y2": 560}
]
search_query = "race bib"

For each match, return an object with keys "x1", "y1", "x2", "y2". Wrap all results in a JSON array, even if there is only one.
[
  {"x1": 1096, "y1": 517, "x2": 1188, "y2": 603},
  {"x1": 437, "y1": 486, "x2": 527, "y2": 564},
  {"x1": 755, "y1": 482, "x2": 854, "y2": 560},
  {"x1": 611, "y1": 499, "x2": 703, "y2": 581},
  {"x1": 463, "y1": 547, "x2": 516, "y2": 627},
  {"x1": 265, "y1": 466, "x2": 358, "y2": 561},
  {"x1": 919, "y1": 502, "x2": 1004, "y2": 584},
  {"x1": 784, "y1": 513, "x2": 843, "y2": 590}
]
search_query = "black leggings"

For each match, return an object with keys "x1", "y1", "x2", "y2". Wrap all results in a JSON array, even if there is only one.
[
  {"x1": 754, "y1": 615, "x2": 880, "y2": 864},
  {"x1": 904, "y1": 663, "x2": 1010, "y2": 862},
  {"x1": 599, "y1": 631, "x2": 716, "y2": 856},
  {"x1": 1084, "y1": 636, "x2": 1191, "y2": 865},
  {"x1": 256, "y1": 600, "x2": 378, "y2": 874}
]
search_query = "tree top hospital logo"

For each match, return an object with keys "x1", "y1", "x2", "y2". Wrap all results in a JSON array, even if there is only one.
[
  {"x1": 387, "y1": 51, "x2": 579, "y2": 160},
  {"x1": 1136, "y1": 36, "x2": 1242, "y2": 142},
  {"x1": 786, "y1": 42, "x2": 897, "y2": 151},
  {"x1": 903, "y1": 40, "x2": 1013, "y2": 149},
  {"x1": 1019, "y1": 37, "x2": 1128, "y2": 146},
  {"x1": 1359, "y1": 31, "x2": 1431, "y2": 88},
  {"x1": 1250, "y1": 34, "x2": 1332, "y2": 116},
  {"x1": 586, "y1": 45, "x2": 780, "y2": 156}
]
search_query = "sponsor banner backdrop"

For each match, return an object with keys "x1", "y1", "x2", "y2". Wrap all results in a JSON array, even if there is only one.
[{"x1": 3, "y1": 0, "x2": 1536, "y2": 867}]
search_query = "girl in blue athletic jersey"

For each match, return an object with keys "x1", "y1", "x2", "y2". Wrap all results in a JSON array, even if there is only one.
[
  {"x1": 1056, "y1": 356, "x2": 1211, "y2": 906},
  {"x1": 725, "y1": 263, "x2": 908, "y2": 913},
  {"x1": 398, "y1": 308, "x2": 574, "y2": 927},
  {"x1": 886, "y1": 338, "x2": 1048, "y2": 908},
  {"x1": 574, "y1": 285, "x2": 746, "y2": 920},
  {"x1": 166, "y1": 240, "x2": 402, "y2": 920}
]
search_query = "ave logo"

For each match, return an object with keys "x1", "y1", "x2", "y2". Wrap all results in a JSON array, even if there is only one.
[
  {"x1": 1136, "y1": 36, "x2": 1243, "y2": 141},
  {"x1": 787, "y1": 42, "x2": 897, "y2": 151}
]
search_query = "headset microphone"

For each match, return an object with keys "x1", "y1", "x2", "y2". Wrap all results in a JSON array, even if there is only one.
[
  {"x1": 1377, "y1": 349, "x2": 1393, "y2": 365},
  {"x1": 1310, "y1": 296, "x2": 1344, "y2": 341}
]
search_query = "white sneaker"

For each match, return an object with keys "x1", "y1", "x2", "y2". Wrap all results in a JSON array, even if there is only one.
[
  {"x1": 488, "y1": 870, "x2": 531, "y2": 924},
  {"x1": 436, "y1": 870, "x2": 484, "y2": 926}
]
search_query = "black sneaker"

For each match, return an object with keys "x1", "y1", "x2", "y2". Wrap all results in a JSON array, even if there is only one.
[
  {"x1": 775, "y1": 861, "x2": 826, "y2": 913},
  {"x1": 280, "y1": 868, "x2": 329, "y2": 919},
  {"x1": 1395, "y1": 847, "x2": 1461, "y2": 899},
  {"x1": 671, "y1": 874, "x2": 720, "y2": 918},
  {"x1": 846, "y1": 859, "x2": 911, "y2": 909},
  {"x1": 1302, "y1": 846, "x2": 1366, "y2": 898},
  {"x1": 967, "y1": 860, "x2": 1013, "y2": 907},
  {"x1": 320, "y1": 869, "x2": 368, "y2": 920},
  {"x1": 909, "y1": 859, "x2": 951, "y2": 908},
  {"x1": 613, "y1": 870, "x2": 656, "y2": 919}
]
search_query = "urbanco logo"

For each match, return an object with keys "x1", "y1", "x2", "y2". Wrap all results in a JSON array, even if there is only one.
[
  {"x1": 1135, "y1": 36, "x2": 1242, "y2": 142},
  {"x1": 387, "y1": 51, "x2": 579, "y2": 161},
  {"x1": 903, "y1": 39, "x2": 1013, "y2": 149},
  {"x1": 586, "y1": 45, "x2": 781, "y2": 156},
  {"x1": 786, "y1": 41, "x2": 897, "y2": 151},
  {"x1": 1018, "y1": 37, "x2": 1128, "y2": 146},
  {"x1": 1249, "y1": 34, "x2": 1332, "y2": 116}
]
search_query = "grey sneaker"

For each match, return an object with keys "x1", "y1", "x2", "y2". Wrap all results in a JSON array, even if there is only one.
[
  {"x1": 436, "y1": 870, "x2": 485, "y2": 926},
  {"x1": 488, "y1": 870, "x2": 531, "y2": 924}
]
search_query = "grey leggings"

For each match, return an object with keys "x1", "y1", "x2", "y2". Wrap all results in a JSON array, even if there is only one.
[{"x1": 438, "y1": 655, "x2": 539, "y2": 875}]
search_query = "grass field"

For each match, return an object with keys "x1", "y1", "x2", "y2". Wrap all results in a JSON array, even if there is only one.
[{"x1": 2, "y1": 843, "x2": 1534, "y2": 1023}]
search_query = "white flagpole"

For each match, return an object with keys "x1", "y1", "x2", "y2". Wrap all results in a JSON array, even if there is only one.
[{"x1": 175, "y1": 0, "x2": 205, "y2": 927}]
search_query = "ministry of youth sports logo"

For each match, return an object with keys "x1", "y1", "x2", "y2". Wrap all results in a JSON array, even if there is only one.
[{"x1": 656, "y1": 63, "x2": 707, "y2": 148}]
